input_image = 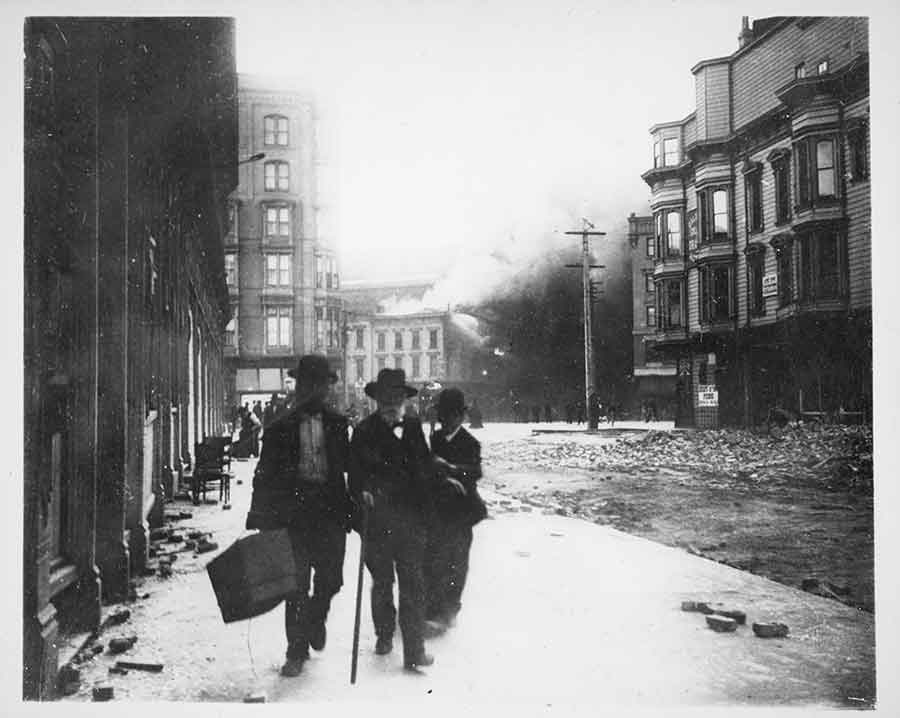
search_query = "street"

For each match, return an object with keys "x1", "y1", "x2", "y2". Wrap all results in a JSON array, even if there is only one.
[{"x1": 59, "y1": 423, "x2": 874, "y2": 707}]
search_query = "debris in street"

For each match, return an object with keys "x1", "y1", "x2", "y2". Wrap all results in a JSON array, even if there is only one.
[
  {"x1": 91, "y1": 644, "x2": 104, "y2": 655},
  {"x1": 167, "y1": 533, "x2": 184, "y2": 543},
  {"x1": 108, "y1": 636, "x2": 138, "y2": 654},
  {"x1": 92, "y1": 684, "x2": 115, "y2": 701},
  {"x1": 223, "y1": 503, "x2": 232, "y2": 510},
  {"x1": 58, "y1": 665, "x2": 81, "y2": 695},
  {"x1": 188, "y1": 530, "x2": 205, "y2": 539},
  {"x1": 114, "y1": 660, "x2": 164, "y2": 673},
  {"x1": 680, "y1": 601, "x2": 712, "y2": 613},
  {"x1": 712, "y1": 609, "x2": 746, "y2": 625},
  {"x1": 752, "y1": 622, "x2": 789, "y2": 638},
  {"x1": 149, "y1": 528, "x2": 169, "y2": 541},
  {"x1": 197, "y1": 539, "x2": 219, "y2": 553},
  {"x1": 706, "y1": 615, "x2": 738, "y2": 632},
  {"x1": 244, "y1": 691, "x2": 267, "y2": 703},
  {"x1": 108, "y1": 608, "x2": 131, "y2": 625},
  {"x1": 179, "y1": 511, "x2": 193, "y2": 519},
  {"x1": 109, "y1": 666, "x2": 129, "y2": 676}
]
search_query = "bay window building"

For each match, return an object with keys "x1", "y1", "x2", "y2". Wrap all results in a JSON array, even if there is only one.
[
  {"x1": 225, "y1": 75, "x2": 343, "y2": 409},
  {"x1": 641, "y1": 16, "x2": 869, "y2": 427}
]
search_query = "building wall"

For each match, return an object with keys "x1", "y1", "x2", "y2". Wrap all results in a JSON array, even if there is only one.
[
  {"x1": 24, "y1": 18, "x2": 237, "y2": 699},
  {"x1": 225, "y1": 77, "x2": 342, "y2": 408},
  {"x1": 642, "y1": 15, "x2": 870, "y2": 426}
]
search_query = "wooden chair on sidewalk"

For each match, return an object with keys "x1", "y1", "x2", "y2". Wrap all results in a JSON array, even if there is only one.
[{"x1": 193, "y1": 437, "x2": 233, "y2": 505}]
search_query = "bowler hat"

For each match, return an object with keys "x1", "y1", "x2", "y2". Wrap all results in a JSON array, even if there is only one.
[
  {"x1": 287, "y1": 354, "x2": 338, "y2": 384},
  {"x1": 437, "y1": 388, "x2": 467, "y2": 418},
  {"x1": 365, "y1": 368, "x2": 418, "y2": 399}
]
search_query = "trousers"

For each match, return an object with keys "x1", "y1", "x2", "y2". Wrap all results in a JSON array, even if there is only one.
[
  {"x1": 363, "y1": 502, "x2": 427, "y2": 662},
  {"x1": 425, "y1": 519, "x2": 473, "y2": 622},
  {"x1": 284, "y1": 520, "x2": 346, "y2": 659}
]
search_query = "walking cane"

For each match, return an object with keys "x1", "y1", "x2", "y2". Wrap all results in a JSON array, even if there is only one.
[{"x1": 350, "y1": 501, "x2": 369, "y2": 685}]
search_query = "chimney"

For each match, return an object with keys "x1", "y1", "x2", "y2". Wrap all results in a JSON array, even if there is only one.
[{"x1": 738, "y1": 16, "x2": 754, "y2": 48}]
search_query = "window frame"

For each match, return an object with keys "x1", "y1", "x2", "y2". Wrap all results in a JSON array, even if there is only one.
[
  {"x1": 663, "y1": 137, "x2": 680, "y2": 167},
  {"x1": 847, "y1": 122, "x2": 869, "y2": 182},
  {"x1": 264, "y1": 253, "x2": 291, "y2": 287},
  {"x1": 264, "y1": 205, "x2": 291, "y2": 238},
  {"x1": 264, "y1": 160, "x2": 290, "y2": 192},
  {"x1": 772, "y1": 155, "x2": 792, "y2": 225},
  {"x1": 394, "y1": 331, "x2": 403, "y2": 351},
  {"x1": 654, "y1": 209, "x2": 683, "y2": 258},
  {"x1": 429, "y1": 329, "x2": 439, "y2": 350},
  {"x1": 774, "y1": 241, "x2": 794, "y2": 308},
  {"x1": 697, "y1": 187, "x2": 731, "y2": 244},
  {"x1": 744, "y1": 167, "x2": 764, "y2": 234},
  {"x1": 656, "y1": 278, "x2": 684, "y2": 330},
  {"x1": 224, "y1": 252, "x2": 238, "y2": 287},
  {"x1": 646, "y1": 236, "x2": 655, "y2": 258},
  {"x1": 797, "y1": 228, "x2": 845, "y2": 303},
  {"x1": 225, "y1": 305, "x2": 238, "y2": 347},
  {"x1": 748, "y1": 251, "x2": 766, "y2": 317},
  {"x1": 699, "y1": 263, "x2": 734, "y2": 324},
  {"x1": 794, "y1": 134, "x2": 839, "y2": 210},
  {"x1": 377, "y1": 332, "x2": 386, "y2": 352},
  {"x1": 264, "y1": 114, "x2": 289, "y2": 146},
  {"x1": 265, "y1": 305, "x2": 292, "y2": 348},
  {"x1": 355, "y1": 328, "x2": 365, "y2": 350}
]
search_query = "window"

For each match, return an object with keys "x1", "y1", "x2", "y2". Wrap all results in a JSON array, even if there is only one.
[
  {"x1": 748, "y1": 251, "x2": 766, "y2": 317},
  {"x1": 377, "y1": 332, "x2": 386, "y2": 352},
  {"x1": 317, "y1": 307, "x2": 340, "y2": 350},
  {"x1": 412, "y1": 355, "x2": 421, "y2": 378},
  {"x1": 315, "y1": 307, "x2": 326, "y2": 349},
  {"x1": 698, "y1": 188, "x2": 730, "y2": 243},
  {"x1": 227, "y1": 203, "x2": 238, "y2": 238},
  {"x1": 264, "y1": 161, "x2": 289, "y2": 191},
  {"x1": 772, "y1": 155, "x2": 792, "y2": 224},
  {"x1": 266, "y1": 306, "x2": 291, "y2": 348},
  {"x1": 411, "y1": 330, "x2": 421, "y2": 350},
  {"x1": 745, "y1": 168, "x2": 763, "y2": 233},
  {"x1": 817, "y1": 59, "x2": 829, "y2": 75},
  {"x1": 794, "y1": 135, "x2": 838, "y2": 208},
  {"x1": 326, "y1": 258, "x2": 338, "y2": 290},
  {"x1": 225, "y1": 252, "x2": 238, "y2": 287},
  {"x1": 646, "y1": 305, "x2": 656, "y2": 327},
  {"x1": 225, "y1": 306, "x2": 238, "y2": 347},
  {"x1": 355, "y1": 357, "x2": 365, "y2": 382},
  {"x1": 429, "y1": 329, "x2": 438, "y2": 350},
  {"x1": 663, "y1": 138, "x2": 680, "y2": 167},
  {"x1": 700, "y1": 264, "x2": 733, "y2": 323},
  {"x1": 429, "y1": 354, "x2": 439, "y2": 377},
  {"x1": 394, "y1": 331, "x2": 403, "y2": 350},
  {"x1": 377, "y1": 356, "x2": 386, "y2": 370},
  {"x1": 355, "y1": 328, "x2": 364, "y2": 350},
  {"x1": 265, "y1": 206, "x2": 291, "y2": 237},
  {"x1": 393, "y1": 355, "x2": 403, "y2": 370},
  {"x1": 644, "y1": 273, "x2": 654, "y2": 293},
  {"x1": 795, "y1": 63, "x2": 806, "y2": 79},
  {"x1": 656, "y1": 279, "x2": 683, "y2": 329},
  {"x1": 264, "y1": 115, "x2": 289, "y2": 146},
  {"x1": 646, "y1": 237, "x2": 655, "y2": 258},
  {"x1": 652, "y1": 139, "x2": 660, "y2": 168},
  {"x1": 265, "y1": 254, "x2": 291, "y2": 286},
  {"x1": 848, "y1": 123, "x2": 869, "y2": 181},
  {"x1": 316, "y1": 256, "x2": 324, "y2": 289},
  {"x1": 775, "y1": 241, "x2": 794, "y2": 307},
  {"x1": 798, "y1": 229, "x2": 843, "y2": 302},
  {"x1": 654, "y1": 209, "x2": 683, "y2": 257}
]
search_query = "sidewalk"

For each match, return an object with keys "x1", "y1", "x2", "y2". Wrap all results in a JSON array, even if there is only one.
[{"x1": 60, "y1": 458, "x2": 875, "y2": 708}]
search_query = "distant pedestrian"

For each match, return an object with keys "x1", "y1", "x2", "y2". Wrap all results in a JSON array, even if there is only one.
[
  {"x1": 607, "y1": 402, "x2": 617, "y2": 428},
  {"x1": 424, "y1": 388, "x2": 486, "y2": 637},
  {"x1": 565, "y1": 403, "x2": 575, "y2": 424},
  {"x1": 263, "y1": 393, "x2": 278, "y2": 428},
  {"x1": 544, "y1": 404, "x2": 553, "y2": 423},
  {"x1": 248, "y1": 409, "x2": 262, "y2": 457},
  {"x1": 245, "y1": 355, "x2": 353, "y2": 678},
  {"x1": 349, "y1": 369, "x2": 436, "y2": 672},
  {"x1": 531, "y1": 405, "x2": 541, "y2": 423},
  {"x1": 575, "y1": 400, "x2": 585, "y2": 425}
]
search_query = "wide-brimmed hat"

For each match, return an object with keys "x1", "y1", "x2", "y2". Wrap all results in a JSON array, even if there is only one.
[
  {"x1": 287, "y1": 354, "x2": 338, "y2": 384},
  {"x1": 365, "y1": 368, "x2": 418, "y2": 400},
  {"x1": 437, "y1": 387, "x2": 467, "y2": 418}
]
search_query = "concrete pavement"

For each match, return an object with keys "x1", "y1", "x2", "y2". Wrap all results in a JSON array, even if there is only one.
[{"x1": 60, "y1": 453, "x2": 875, "y2": 708}]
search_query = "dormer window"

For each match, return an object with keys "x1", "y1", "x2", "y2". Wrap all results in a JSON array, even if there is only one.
[
  {"x1": 795, "y1": 63, "x2": 806, "y2": 79},
  {"x1": 816, "y1": 59, "x2": 829, "y2": 75}
]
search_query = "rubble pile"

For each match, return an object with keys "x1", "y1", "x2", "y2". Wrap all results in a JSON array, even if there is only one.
[{"x1": 484, "y1": 425, "x2": 873, "y2": 493}]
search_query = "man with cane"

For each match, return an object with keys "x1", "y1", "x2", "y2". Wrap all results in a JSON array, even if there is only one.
[
  {"x1": 245, "y1": 355, "x2": 353, "y2": 678},
  {"x1": 349, "y1": 368, "x2": 436, "y2": 672}
]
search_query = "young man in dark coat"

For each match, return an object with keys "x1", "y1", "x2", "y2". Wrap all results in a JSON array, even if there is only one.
[
  {"x1": 349, "y1": 369, "x2": 436, "y2": 671},
  {"x1": 424, "y1": 388, "x2": 486, "y2": 636},
  {"x1": 245, "y1": 355, "x2": 352, "y2": 678}
]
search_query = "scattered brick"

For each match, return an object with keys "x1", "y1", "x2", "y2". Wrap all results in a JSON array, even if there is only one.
[
  {"x1": 179, "y1": 511, "x2": 193, "y2": 519},
  {"x1": 91, "y1": 644, "x2": 104, "y2": 655},
  {"x1": 114, "y1": 660, "x2": 164, "y2": 673},
  {"x1": 752, "y1": 622, "x2": 789, "y2": 638},
  {"x1": 706, "y1": 614, "x2": 738, "y2": 632},
  {"x1": 92, "y1": 684, "x2": 114, "y2": 701},
  {"x1": 109, "y1": 666, "x2": 129, "y2": 675},
  {"x1": 187, "y1": 530, "x2": 204, "y2": 540},
  {"x1": 108, "y1": 637, "x2": 137, "y2": 654},
  {"x1": 167, "y1": 534, "x2": 184, "y2": 543},
  {"x1": 244, "y1": 692, "x2": 266, "y2": 703},
  {"x1": 197, "y1": 540, "x2": 219, "y2": 554},
  {"x1": 149, "y1": 528, "x2": 169, "y2": 541},
  {"x1": 713, "y1": 609, "x2": 747, "y2": 625},
  {"x1": 58, "y1": 665, "x2": 81, "y2": 694},
  {"x1": 681, "y1": 601, "x2": 713, "y2": 614},
  {"x1": 222, "y1": 503, "x2": 232, "y2": 510},
  {"x1": 108, "y1": 608, "x2": 131, "y2": 625}
]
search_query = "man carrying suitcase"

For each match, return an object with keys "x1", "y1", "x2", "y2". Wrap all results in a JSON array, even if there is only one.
[{"x1": 246, "y1": 354, "x2": 353, "y2": 678}]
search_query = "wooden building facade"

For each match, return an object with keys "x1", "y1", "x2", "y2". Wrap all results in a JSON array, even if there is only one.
[
  {"x1": 641, "y1": 16, "x2": 870, "y2": 427},
  {"x1": 24, "y1": 18, "x2": 238, "y2": 699}
]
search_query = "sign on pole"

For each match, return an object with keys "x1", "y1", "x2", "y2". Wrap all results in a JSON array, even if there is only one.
[{"x1": 697, "y1": 385, "x2": 719, "y2": 407}]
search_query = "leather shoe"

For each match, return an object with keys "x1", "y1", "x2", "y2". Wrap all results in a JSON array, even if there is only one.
[
  {"x1": 404, "y1": 652, "x2": 434, "y2": 671},
  {"x1": 280, "y1": 655, "x2": 306, "y2": 677},
  {"x1": 308, "y1": 622, "x2": 326, "y2": 651},
  {"x1": 374, "y1": 635, "x2": 393, "y2": 655}
]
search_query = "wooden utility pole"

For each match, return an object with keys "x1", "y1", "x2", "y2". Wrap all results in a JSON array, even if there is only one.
[{"x1": 565, "y1": 219, "x2": 606, "y2": 429}]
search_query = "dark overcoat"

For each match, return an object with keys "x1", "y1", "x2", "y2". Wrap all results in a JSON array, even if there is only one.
[
  {"x1": 430, "y1": 426, "x2": 487, "y2": 525},
  {"x1": 246, "y1": 405, "x2": 353, "y2": 531}
]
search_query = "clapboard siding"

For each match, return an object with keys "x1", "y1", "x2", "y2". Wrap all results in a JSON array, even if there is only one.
[
  {"x1": 732, "y1": 17, "x2": 868, "y2": 131},
  {"x1": 843, "y1": 97, "x2": 871, "y2": 310},
  {"x1": 687, "y1": 267, "x2": 700, "y2": 333}
]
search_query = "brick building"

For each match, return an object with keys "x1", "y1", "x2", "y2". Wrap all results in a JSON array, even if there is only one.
[
  {"x1": 24, "y1": 18, "x2": 238, "y2": 698},
  {"x1": 641, "y1": 16, "x2": 870, "y2": 427},
  {"x1": 225, "y1": 76, "x2": 342, "y2": 411},
  {"x1": 627, "y1": 213, "x2": 678, "y2": 418}
]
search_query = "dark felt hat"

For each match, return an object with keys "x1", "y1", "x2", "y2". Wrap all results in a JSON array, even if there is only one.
[
  {"x1": 287, "y1": 354, "x2": 338, "y2": 384},
  {"x1": 364, "y1": 368, "x2": 418, "y2": 399},
  {"x1": 436, "y1": 387, "x2": 467, "y2": 418}
]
